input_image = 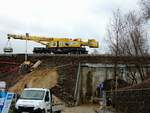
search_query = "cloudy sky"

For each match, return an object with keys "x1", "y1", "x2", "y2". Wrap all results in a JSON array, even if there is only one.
[{"x1": 0, "y1": 0, "x2": 140, "y2": 53}]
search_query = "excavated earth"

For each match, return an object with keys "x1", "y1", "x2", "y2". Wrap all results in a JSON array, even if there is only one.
[
  {"x1": 0, "y1": 56, "x2": 79, "y2": 105},
  {"x1": 9, "y1": 68, "x2": 58, "y2": 93}
]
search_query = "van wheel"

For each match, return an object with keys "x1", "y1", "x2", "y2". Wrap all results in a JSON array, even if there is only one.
[
  {"x1": 34, "y1": 109, "x2": 45, "y2": 113},
  {"x1": 56, "y1": 111, "x2": 61, "y2": 113},
  {"x1": 42, "y1": 109, "x2": 45, "y2": 113}
]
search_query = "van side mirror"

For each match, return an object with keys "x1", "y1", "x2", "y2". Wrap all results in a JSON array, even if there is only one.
[
  {"x1": 45, "y1": 96, "x2": 49, "y2": 102},
  {"x1": 45, "y1": 91, "x2": 49, "y2": 102}
]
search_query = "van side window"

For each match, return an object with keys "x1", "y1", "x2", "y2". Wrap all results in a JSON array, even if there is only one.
[{"x1": 45, "y1": 91, "x2": 49, "y2": 102}]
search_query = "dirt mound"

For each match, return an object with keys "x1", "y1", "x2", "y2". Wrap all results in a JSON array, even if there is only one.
[{"x1": 9, "y1": 68, "x2": 58, "y2": 93}]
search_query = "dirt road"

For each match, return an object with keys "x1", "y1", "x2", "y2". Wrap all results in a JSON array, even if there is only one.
[
  {"x1": 62, "y1": 105, "x2": 116, "y2": 113},
  {"x1": 62, "y1": 105, "x2": 99, "y2": 113}
]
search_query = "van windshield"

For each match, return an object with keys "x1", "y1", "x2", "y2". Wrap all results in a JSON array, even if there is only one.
[{"x1": 20, "y1": 90, "x2": 45, "y2": 100}]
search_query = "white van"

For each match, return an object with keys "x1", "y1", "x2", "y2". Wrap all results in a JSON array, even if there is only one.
[{"x1": 15, "y1": 88, "x2": 64, "y2": 113}]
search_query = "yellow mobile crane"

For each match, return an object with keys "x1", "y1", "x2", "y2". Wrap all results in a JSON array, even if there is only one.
[{"x1": 7, "y1": 33, "x2": 99, "y2": 54}]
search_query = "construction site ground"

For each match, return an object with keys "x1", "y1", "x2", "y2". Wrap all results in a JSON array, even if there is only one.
[
  {"x1": 62, "y1": 105, "x2": 97, "y2": 113},
  {"x1": 62, "y1": 105, "x2": 115, "y2": 113},
  {"x1": 1, "y1": 55, "x2": 149, "y2": 113}
]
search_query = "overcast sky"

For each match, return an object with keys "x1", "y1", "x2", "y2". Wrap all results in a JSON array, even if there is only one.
[{"x1": 0, "y1": 0, "x2": 140, "y2": 53}]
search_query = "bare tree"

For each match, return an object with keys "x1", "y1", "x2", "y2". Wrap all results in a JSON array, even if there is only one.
[
  {"x1": 140, "y1": 0, "x2": 150, "y2": 20},
  {"x1": 108, "y1": 9, "x2": 149, "y2": 83},
  {"x1": 124, "y1": 12, "x2": 146, "y2": 56},
  {"x1": 108, "y1": 9, "x2": 125, "y2": 56},
  {"x1": 124, "y1": 12, "x2": 149, "y2": 81},
  {"x1": 107, "y1": 9, "x2": 126, "y2": 84}
]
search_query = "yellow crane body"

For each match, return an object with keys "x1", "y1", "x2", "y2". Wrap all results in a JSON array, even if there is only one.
[{"x1": 7, "y1": 34, "x2": 99, "y2": 54}]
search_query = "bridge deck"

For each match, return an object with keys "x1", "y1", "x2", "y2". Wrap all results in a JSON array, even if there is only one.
[{"x1": 0, "y1": 54, "x2": 150, "y2": 64}]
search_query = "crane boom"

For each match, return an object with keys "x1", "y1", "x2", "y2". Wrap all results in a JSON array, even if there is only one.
[{"x1": 7, "y1": 33, "x2": 99, "y2": 54}]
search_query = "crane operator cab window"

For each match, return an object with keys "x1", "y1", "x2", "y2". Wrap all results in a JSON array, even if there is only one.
[{"x1": 48, "y1": 42, "x2": 57, "y2": 47}]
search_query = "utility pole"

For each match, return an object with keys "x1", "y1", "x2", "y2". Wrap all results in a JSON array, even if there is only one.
[{"x1": 25, "y1": 33, "x2": 29, "y2": 61}]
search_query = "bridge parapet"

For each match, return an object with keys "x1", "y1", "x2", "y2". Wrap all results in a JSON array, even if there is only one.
[{"x1": 0, "y1": 54, "x2": 150, "y2": 64}]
